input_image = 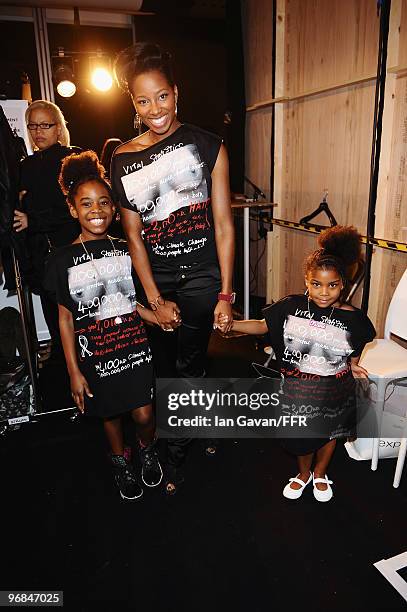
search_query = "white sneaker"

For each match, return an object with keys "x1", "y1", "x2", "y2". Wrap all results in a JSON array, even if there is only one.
[
  {"x1": 312, "y1": 473, "x2": 333, "y2": 502},
  {"x1": 283, "y1": 472, "x2": 312, "y2": 499}
]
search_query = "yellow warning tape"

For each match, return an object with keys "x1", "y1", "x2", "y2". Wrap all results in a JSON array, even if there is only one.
[{"x1": 270, "y1": 218, "x2": 407, "y2": 253}]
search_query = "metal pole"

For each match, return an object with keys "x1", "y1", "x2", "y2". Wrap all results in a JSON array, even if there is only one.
[
  {"x1": 244, "y1": 206, "x2": 250, "y2": 318},
  {"x1": 361, "y1": 0, "x2": 391, "y2": 313},
  {"x1": 33, "y1": 7, "x2": 54, "y2": 102}
]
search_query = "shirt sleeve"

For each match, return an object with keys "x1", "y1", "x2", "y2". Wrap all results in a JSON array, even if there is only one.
[
  {"x1": 189, "y1": 125, "x2": 222, "y2": 174},
  {"x1": 351, "y1": 311, "x2": 376, "y2": 356},
  {"x1": 262, "y1": 296, "x2": 292, "y2": 349}
]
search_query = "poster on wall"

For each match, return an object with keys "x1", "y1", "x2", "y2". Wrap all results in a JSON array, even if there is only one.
[{"x1": 0, "y1": 99, "x2": 32, "y2": 154}]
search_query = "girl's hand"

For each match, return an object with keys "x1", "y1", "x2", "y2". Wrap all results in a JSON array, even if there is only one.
[
  {"x1": 13, "y1": 210, "x2": 28, "y2": 232},
  {"x1": 138, "y1": 304, "x2": 181, "y2": 329},
  {"x1": 214, "y1": 301, "x2": 233, "y2": 333},
  {"x1": 217, "y1": 312, "x2": 233, "y2": 334},
  {"x1": 351, "y1": 363, "x2": 369, "y2": 378},
  {"x1": 70, "y1": 371, "x2": 93, "y2": 413},
  {"x1": 151, "y1": 299, "x2": 182, "y2": 331}
]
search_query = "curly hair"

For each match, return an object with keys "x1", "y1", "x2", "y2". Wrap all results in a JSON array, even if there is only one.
[
  {"x1": 59, "y1": 150, "x2": 113, "y2": 206},
  {"x1": 114, "y1": 42, "x2": 175, "y2": 93},
  {"x1": 305, "y1": 225, "x2": 362, "y2": 283}
]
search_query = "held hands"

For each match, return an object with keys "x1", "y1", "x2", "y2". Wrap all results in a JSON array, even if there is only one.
[
  {"x1": 70, "y1": 371, "x2": 93, "y2": 413},
  {"x1": 214, "y1": 301, "x2": 233, "y2": 334},
  {"x1": 13, "y1": 210, "x2": 28, "y2": 232},
  {"x1": 151, "y1": 298, "x2": 182, "y2": 332}
]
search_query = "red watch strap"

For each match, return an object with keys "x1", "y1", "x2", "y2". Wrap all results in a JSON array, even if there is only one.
[{"x1": 218, "y1": 292, "x2": 236, "y2": 304}]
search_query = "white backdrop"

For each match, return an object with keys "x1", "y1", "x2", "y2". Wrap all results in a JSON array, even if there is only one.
[{"x1": 0, "y1": 99, "x2": 32, "y2": 154}]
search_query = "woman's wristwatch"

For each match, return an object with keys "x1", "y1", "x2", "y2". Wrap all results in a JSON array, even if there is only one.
[{"x1": 217, "y1": 292, "x2": 236, "y2": 304}]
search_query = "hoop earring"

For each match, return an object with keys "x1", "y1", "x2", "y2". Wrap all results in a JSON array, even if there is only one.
[
  {"x1": 304, "y1": 288, "x2": 309, "y2": 296},
  {"x1": 175, "y1": 100, "x2": 178, "y2": 115},
  {"x1": 134, "y1": 112, "x2": 142, "y2": 131}
]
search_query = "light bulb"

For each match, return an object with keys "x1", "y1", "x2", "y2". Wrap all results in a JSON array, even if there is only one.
[
  {"x1": 56, "y1": 79, "x2": 76, "y2": 98},
  {"x1": 91, "y1": 67, "x2": 113, "y2": 92}
]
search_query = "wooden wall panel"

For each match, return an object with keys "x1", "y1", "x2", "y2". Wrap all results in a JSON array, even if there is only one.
[
  {"x1": 243, "y1": 0, "x2": 407, "y2": 330},
  {"x1": 245, "y1": 110, "x2": 272, "y2": 298},
  {"x1": 241, "y1": 0, "x2": 273, "y2": 106},
  {"x1": 245, "y1": 111, "x2": 272, "y2": 200},
  {"x1": 269, "y1": 0, "x2": 407, "y2": 333},
  {"x1": 281, "y1": 82, "x2": 376, "y2": 228},
  {"x1": 368, "y1": 0, "x2": 407, "y2": 334},
  {"x1": 242, "y1": 0, "x2": 274, "y2": 298},
  {"x1": 382, "y1": 75, "x2": 407, "y2": 242},
  {"x1": 270, "y1": 226, "x2": 319, "y2": 299},
  {"x1": 285, "y1": 0, "x2": 379, "y2": 95},
  {"x1": 398, "y1": 0, "x2": 407, "y2": 66}
]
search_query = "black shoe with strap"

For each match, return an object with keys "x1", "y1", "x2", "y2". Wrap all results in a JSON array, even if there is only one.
[
  {"x1": 139, "y1": 441, "x2": 163, "y2": 488},
  {"x1": 110, "y1": 454, "x2": 143, "y2": 501}
]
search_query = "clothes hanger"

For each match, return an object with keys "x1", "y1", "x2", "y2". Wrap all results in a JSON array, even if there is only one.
[{"x1": 299, "y1": 190, "x2": 338, "y2": 226}]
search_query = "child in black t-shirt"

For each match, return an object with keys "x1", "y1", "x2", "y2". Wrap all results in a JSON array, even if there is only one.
[
  {"x1": 219, "y1": 226, "x2": 375, "y2": 502},
  {"x1": 47, "y1": 150, "x2": 174, "y2": 501}
]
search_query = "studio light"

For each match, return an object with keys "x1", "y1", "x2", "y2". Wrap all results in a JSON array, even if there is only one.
[
  {"x1": 91, "y1": 67, "x2": 113, "y2": 92},
  {"x1": 55, "y1": 66, "x2": 76, "y2": 97},
  {"x1": 52, "y1": 50, "x2": 76, "y2": 98},
  {"x1": 89, "y1": 52, "x2": 113, "y2": 93}
]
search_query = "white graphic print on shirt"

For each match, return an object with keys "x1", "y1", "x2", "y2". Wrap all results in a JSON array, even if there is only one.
[
  {"x1": 120, "y1": 143, "x2": 212, "y2": 261},
  {"x1": 283, "y1": 313, "x2": 352, "y2": 376},
  {"x1": 68, "y1": 252, "x2": 136, "y2": 322},
  {"x1": 121, "y1": 143, "x2": 208, "y2": 223}
]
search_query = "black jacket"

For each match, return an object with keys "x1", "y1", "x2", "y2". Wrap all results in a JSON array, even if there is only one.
[{"x1": 19, "y1": 142, "x2": 81, "y2": 235}]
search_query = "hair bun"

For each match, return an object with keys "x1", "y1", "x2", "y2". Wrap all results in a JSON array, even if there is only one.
[
  {"x1": 59, "y1": 150, "x2": 106, "y2": 195},
  {"x1": 114, "y1": 42, "x2": 175, "y2": 92},
  {"x1": 318, "y1": 225, "x2": 362, "y2": 267}
]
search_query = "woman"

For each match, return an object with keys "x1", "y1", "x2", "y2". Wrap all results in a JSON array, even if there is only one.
[
  {"x1": 111, "y1": 43, "x2": 235, "y2": 493},
  {"x1": 14, "y1": 100, "x2": 81, "y2": 357}
]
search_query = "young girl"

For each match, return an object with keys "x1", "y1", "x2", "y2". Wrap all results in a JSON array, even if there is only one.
[
  {"x1": 45, "y1": 150, "x2": 167, "y2": 501},
  {"x1": 219, "y1": 226, "x2": 376, "y2": 502}
]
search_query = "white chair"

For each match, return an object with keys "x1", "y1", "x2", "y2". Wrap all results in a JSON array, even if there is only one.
[{"x1": 359, "y1": 267, "x2": 407, "y2": 488}]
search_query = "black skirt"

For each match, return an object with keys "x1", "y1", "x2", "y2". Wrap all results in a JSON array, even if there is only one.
[{"x1": 279, "y1": 371, "x2": 356, "y2": 456}]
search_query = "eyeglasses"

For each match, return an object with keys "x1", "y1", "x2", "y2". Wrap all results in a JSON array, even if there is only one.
[{"x1": 27, "y1": 123, "x2": 57, "y2": 131}]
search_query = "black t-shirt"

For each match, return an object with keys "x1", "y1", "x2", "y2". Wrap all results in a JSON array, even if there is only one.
[
  {"x1": 44, "y1": 237, "x2": 153, "y2": 418},
  {"x1": 263, "y1": 295, "x2": 376, "y2": 448},
  {"x1": 111, "y1": 123, "x2": 222, "y2": 269},
  {"x1": 19, "y1": 142, "x2": 81, "y2": 235},
  {"x1": 263, "y1": 294, "x2": 376, "y2": 378}
]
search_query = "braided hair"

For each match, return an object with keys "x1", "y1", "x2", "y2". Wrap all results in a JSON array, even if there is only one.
[
  {"x1": 305, "y1": 225, "x2": 362, "y2": 289},
  {"x1": 59, "y1": 150, "x2": 113, "y2": 207}
]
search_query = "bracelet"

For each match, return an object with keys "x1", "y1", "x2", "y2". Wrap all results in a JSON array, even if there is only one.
[{"x1": 148, "y1": 295, "x2": 166, "y2": 311}]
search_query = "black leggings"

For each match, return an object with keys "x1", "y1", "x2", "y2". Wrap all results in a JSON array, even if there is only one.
[{"x1": 142, "y1": 262, "x2": 221, "y2": 468}]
